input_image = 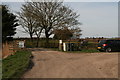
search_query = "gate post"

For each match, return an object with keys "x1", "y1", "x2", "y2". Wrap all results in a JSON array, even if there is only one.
[{"x1": 59, "y1": 40, "x2": 62, "y2": 51}]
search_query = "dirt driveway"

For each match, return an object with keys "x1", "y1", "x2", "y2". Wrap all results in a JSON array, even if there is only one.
[{"x1": 23, "y1": 48, "x2": 118, "y2": 78}]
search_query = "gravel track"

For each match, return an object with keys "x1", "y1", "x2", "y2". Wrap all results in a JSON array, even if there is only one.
[{"x1": 23, "y1": 49, "x2": 118, "y2": 78}]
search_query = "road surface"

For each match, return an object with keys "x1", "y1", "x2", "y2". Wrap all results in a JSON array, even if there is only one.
[{"x1": 23, "y1": 48, "x2": 118, "y2": 78}]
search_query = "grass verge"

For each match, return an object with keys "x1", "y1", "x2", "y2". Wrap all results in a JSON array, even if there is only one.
[
  {"x1": 61, "y1": 49, "x2": 100, "y2": 53},
  {"x1": 48, "y1": 48, "x2": 100, "y2": 53},
  {"x1": 2, "y1": 50, "x2": 32, "y2": 79},
  {"x1": 79, "y1": 49, "x2": 100, "y2": 53},
  {"x1": 47, "y1": 48, "x2": 59, "y2": 51}
]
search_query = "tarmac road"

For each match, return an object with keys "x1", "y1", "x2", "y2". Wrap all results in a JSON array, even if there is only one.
[{"x1": 23, "y1": 49, "x2": 118, "y2": 78}]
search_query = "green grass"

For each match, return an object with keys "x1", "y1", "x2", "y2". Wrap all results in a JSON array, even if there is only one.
[
  {"x1": 47, "y1": 48, "x2": 59, "y2": 51},
  {"x1": 2, "y1": 50, "x2": 32, "y2": 79},
  {"x1": 79, "y1": 49, "x2": 100, "y2": 53},
  {"x1": 45, "y1": 47, "x2": 100, "y2": 53},
  {"x1": 46, "y1": 41, "x2": 99, "y2": 53},
  {"x1": 62, "y1": 49, "x2": 100, "y2": 53}
]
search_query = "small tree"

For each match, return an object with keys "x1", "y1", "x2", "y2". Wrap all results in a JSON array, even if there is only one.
[
  {"x1": 54, "y1": 27, "x2": 73, "y2": 40},
  {"x1": 71, "y1": 27, "x2": 82, "y2": 39},
  {"x1": 2, "y1": 5, "x2": 18, "y2": 42}
]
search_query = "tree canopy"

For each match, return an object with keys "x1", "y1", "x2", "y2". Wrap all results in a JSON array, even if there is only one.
[
  {"x1": 2, "y1": 5, "x2": 18, "y2": 42},
  {"x1": 54, "y1": 27, "x2": 73, "y2": 40}
]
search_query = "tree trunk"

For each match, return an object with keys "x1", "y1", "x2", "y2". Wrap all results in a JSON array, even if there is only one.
[
  {"x1": 45, "y1": 31, "x2": 50, "y2": 48},
  {"x1": 36, "y1": 37, "x2": 40, "y2": 47},
  {"x1": 30, "y1": 34, "x2": 33, "y2": 42}
]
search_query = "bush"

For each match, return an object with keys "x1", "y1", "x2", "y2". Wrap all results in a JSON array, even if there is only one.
[
  {"x1": 25, "y1": 41, "x2": 36, "y2": 48},
  {"x1": 2, "y1": 50, "x2": 32, "y2": 79},
  {"x1": 25, "y1": 39, "x2": 59, "y2": 48},
  {"x1": 81, "y1": 42, "x2": 98, "y2": 50}
]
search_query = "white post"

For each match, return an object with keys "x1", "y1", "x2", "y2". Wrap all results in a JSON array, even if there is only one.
[
  {"x1": 59, "y1": 40, "x2": 63, "y2": 50},
  {"x1": 63, "y1": 43, "x2": 66, "y2": 51},
  {"x1": 59, "y1": 40, "x2": 62, "y2": 44}
]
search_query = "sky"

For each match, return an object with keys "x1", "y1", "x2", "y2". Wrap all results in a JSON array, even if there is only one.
[{"x1": 2, "y1": 1, "x2": 118, "y2": 38}]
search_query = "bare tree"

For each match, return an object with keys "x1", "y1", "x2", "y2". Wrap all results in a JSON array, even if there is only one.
[
  {"x1": 17, "y1": 8, "x2": 36, "y2": 42},
  {"x1": 34, "y1": 24, "x2": 44, "y2": 47},
  {"x1": 22, "y1": 1, "x2": 81, "y2": 45},
  {"x1": 18, "y1": 5, "x2": 44, "y2": 47}
]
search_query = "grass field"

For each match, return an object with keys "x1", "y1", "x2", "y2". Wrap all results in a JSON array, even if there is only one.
[{"x1": 2, "y1": 50, "x2": 32, "y2": 79}]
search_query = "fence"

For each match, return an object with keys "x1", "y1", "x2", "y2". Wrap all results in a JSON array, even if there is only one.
[
  {"x1": 25, "y1": 39, "x2": 59, "y2": 48},
  {"x1": 2, "y1": 42, "x2": 14, "y2": 58},
  {"x1": 2, "y1": 40, "x2": 25, "y2": 58},
  {"x1": 59, "y1": 39, "x2": 100, "y2": 51}
]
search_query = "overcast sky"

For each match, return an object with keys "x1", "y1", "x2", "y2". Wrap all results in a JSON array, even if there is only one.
[{"x1": 2, "y1": 1, "x2": 118, "y2": 38}]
